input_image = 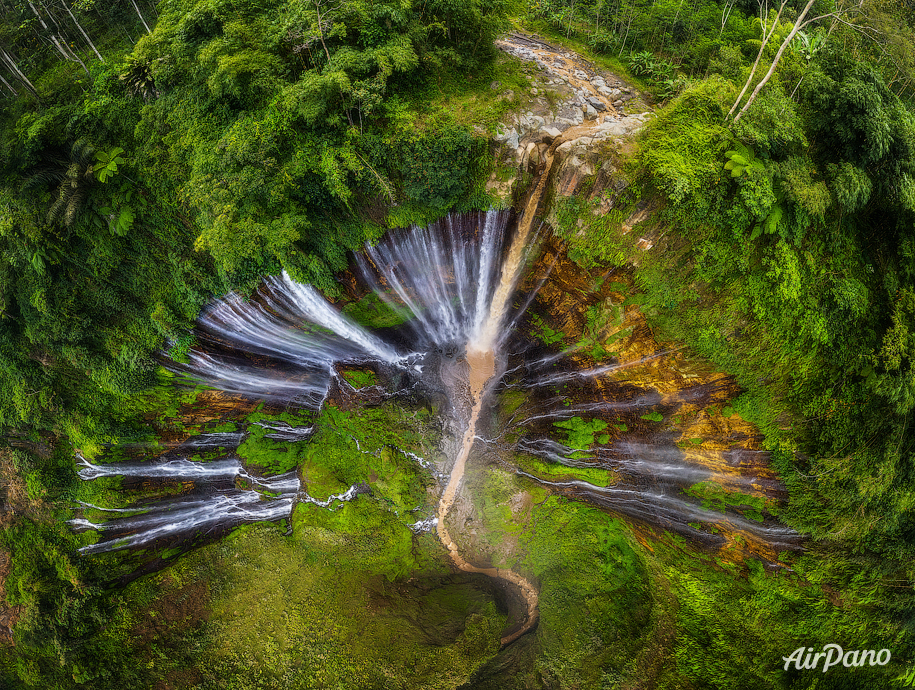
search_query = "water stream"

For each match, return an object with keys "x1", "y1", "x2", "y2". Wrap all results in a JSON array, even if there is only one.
[{"x1": 71, "y1": 126, "x2": 798, "y2": 643}]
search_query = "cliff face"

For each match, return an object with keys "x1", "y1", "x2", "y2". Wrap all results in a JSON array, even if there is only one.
[{"x1": 487, "y1": 33, "x2": 652, "y2": 228}]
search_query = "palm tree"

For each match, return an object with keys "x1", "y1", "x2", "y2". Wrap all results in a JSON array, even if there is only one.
[{"x1": 23, "y1": 141, "x2": 97, "y2": 228}]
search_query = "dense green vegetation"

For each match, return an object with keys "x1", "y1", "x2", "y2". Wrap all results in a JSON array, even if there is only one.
[
  {"x1": 0, "y1": 0, "x2": 516, "y2": 441},
  {"x1": 539, "y1": 0, "x2": 915, "y2": 684},
  {"x1": 2, "y1": 0, "x2": 915, "y2": 687}
]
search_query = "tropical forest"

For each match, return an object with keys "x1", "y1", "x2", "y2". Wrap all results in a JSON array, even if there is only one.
[{"x1": 0, "y1": 0, "x2": 914, "y2": 687}]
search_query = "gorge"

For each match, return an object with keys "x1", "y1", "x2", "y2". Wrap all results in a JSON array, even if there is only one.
[{"x1": 2, "y1": 3, "x2": 913, "y2": 688}]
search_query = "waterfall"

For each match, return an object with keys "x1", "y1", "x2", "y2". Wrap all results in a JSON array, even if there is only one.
[{"x1": 72, "y1": 200, "x2": 798, "y2": 645}]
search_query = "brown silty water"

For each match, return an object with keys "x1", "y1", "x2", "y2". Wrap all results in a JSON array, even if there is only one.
[{"x1": 435, "y1": 134, "x2": 572, "y2": 646}]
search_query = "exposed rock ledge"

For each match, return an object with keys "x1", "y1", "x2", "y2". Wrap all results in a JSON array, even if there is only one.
[{"x1": 488, "y1": 32, "x2": 653, "y2": 210}]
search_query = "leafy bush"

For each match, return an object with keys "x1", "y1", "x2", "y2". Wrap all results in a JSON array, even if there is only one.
[{"x1": 638, "y1": 78, "x2": 732, "y2": 205}]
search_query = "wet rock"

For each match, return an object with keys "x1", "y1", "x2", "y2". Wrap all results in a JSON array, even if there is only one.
[
  {"x1": 528, "y1": 146, "x2": 541, "y2": 168},
  {"x1": 494, "y1": 125, "x2": 520, "y2": 150},
  {"x1": 587, "y1": 96, "x2": 607, "y2": 112},
  {"x1": 556, "y1": 106, "x2": 584, "y2": 126}
]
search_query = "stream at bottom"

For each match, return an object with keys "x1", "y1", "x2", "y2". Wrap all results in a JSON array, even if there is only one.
[{"x1": 69, "y1": 207, "x2": 801, "y2": 646}]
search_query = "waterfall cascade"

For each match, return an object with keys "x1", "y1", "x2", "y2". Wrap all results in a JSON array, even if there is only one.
[{"x1": 72, "y1": 192, "x2": 797, "y2": 642}]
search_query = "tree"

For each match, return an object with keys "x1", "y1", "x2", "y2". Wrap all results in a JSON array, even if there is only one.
[
  {"x1": 0, "y1": 46, "x2": 39, "y2": 99},
  {"x1": 56, "y1": 0, "x2": 103, "y2": 62},
  {"x1": 726, "y1": 0, "x2": 789, "y2": 119},
  {"x1": 25, "y1": 141, "x2": 98, "y2": 228},
  {"x1": 26, "y1": 0, "x2": 92, "y2": 77},
  {"x1": 0, "y1": 70, "x2": 17, "y2": 96},
  {"x1": 732, "y1": 0, "x2": 873, "y2": 121},
  {"x1": 732, "y1": 0, "x2": 817, "y2": 121},
  {"x1": 127, "y1": 0, "x2": 152, "y2": 33}
]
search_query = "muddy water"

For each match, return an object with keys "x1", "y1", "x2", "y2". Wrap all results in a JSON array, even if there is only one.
[{"x1": 435, "y1": 135, "x2": 572, "y2": 646}]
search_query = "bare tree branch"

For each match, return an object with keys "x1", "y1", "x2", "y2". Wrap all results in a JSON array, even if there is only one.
[{"x1": 727, "y1": 0, "x2": 789, "y2": 119}]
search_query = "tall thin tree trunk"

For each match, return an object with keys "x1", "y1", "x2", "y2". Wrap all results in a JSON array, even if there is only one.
[
  {"x1": 727, "y1": 0, "x2": 787, "y2": 119},
  {"x1": 128, "y1": 0, "x2": 152, "y2": 33},
  {"x1": 618, "y1": 5, "x2": 633, "y2": 57},
  {"x1": 28, "y1": 1, "x2": 92, "y2": 77},
  {"x1": 0, "y1": 71, "x2": 18, "y2": 96},
  {"x1": 719, "y1": 0, "x2": 736, "y2": 37},
  {"x1": 60, "y1": 0, "x2": 103, "y2": 60},
  {"x1": 0, "y1": 48, "x2": 40, "y2": 98},
  {"x1": 734, "y1": 0, "x2": 817, "y2": 121},
  {"x1": 59, "y1": 35, "x2": 91, "y2": 78},
  {"x1": 313, "y1": 1, "x2": 331, "y2": 63},
  {"x1": 566, "y1": 0, "x2": 578, "y2": 37}
]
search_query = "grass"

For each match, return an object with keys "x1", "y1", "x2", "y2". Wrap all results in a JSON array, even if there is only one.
[
  {"x1": 403, "y1": 50, "x2": 532, "y2": 134},
  {"x1": 340, "y1": 369, "x2": 379, "y2": 388},
  {"x1": 236, "y1": 413, "x2": 312, "y2": 476},
  {"x1": 296, "y1": 404, "x2": 437, "y2": 512},
  {"x1": 110, "y1": 521, "x2": 506, "y2": 690},
  {"x1": 460, "y1": 464, "x2": 655, "y2": 688}
]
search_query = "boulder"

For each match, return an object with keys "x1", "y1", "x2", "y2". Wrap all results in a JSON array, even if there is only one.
[{"x1": 554, "y1": 149, "x2": 597, "y2": 196}]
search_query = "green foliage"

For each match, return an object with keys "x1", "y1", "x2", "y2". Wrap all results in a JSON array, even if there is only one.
[
  {"x1": 516, "y1": 454, "x2": 615, "y2": 487},
  {"x1": 865, "y1": 288, "x2": 915, "y2": 414},
  {"x1": 529, "y1": 312, "x2": 565, "y2": 345},
  {"x1": 342, "y1": 291, "x2": 408, "y2": 329},
  {"x1": 683, "y1": 480, "x2": 768, "y2": 522},
  {"x1": 553, "y1": 416, "x2": 610, "y2": 451},
  {"x1": 555, "y1": 14, "x2": 915, "y2": 678},
  {"x1": 397, "y1": 125, "x2": 487, "y2": 208},
  {"x1": 638, "y1": 79, "x2": 732, "y2": 205},
  {"x1": 192, "y1": 523, "x2": 504, "y2": 689},
  {"x1": 828, "y1": 160, "x2": 873, "y2": 212},
  {"x1": 340, "y1": 368, "x2": 378, "y2": 388},
  {"x1": 297, "y1": 403, "x2": 436, "y2": 510},
  {"x1": 92, "y1": 147, "x2": 126, "y2": 184},
  {"x1": 723, "y1": 143, "x2": 764, "y2": 178},
  {"x1": 236, "y1": 415, "x2": 311, "y2": 475},
  {"x1": 467, "y1": 490, "x2": 653, "y2": 688}
]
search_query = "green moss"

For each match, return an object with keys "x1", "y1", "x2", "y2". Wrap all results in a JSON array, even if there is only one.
[
  {"x1": 158, "y1": 522, "x2": 504, "y2": 689},
  {"x1": 500, "y1": 390, "x2": 530, "y2": 416},
  {"x1": 552, "y1": 416, "x2": 610, "y2": 451},
  {"x1": 529, "y1": 313, "x2": 566, "y2": 345},
  {"x1": 341, "y1": 369, "x2": 378, "y2": 388},
  {"x1": 236, "y1": 422, "x2": 304, "y2": 476},
  {"x1": 297, "y1": 404, "x2": 437, "y2": 512},
  {"x1": 342, "y1": 291, "x2": 409, "y2": 330},
  {"x1": 683, "y1": 480, "x2": 768, "y2": 521},
  {"x1": 516, "y1": 454, "x2": 614, "y2": 488}
]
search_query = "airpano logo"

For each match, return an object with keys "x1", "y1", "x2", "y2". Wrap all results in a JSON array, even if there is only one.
[{"x1": 783, "y1": 644, "x2": 891, "y2": 671}]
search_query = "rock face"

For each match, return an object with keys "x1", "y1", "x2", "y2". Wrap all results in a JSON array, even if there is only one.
[{"x1": 488, "y1": 32, "x2": 653, "y2": 208}]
